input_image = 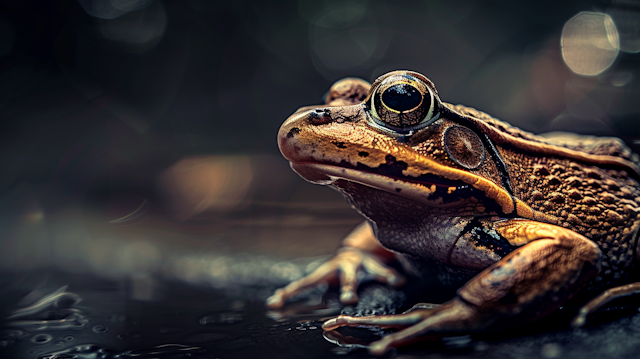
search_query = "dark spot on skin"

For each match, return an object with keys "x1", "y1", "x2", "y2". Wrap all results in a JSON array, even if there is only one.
[
  {"x1": 333, "y1": 141, "x2": 347, "y2": 149},
  {"x1": 286, "y1": 127, "x2": 301, "y2": 138},
  {"x1": 358, "y1": 151, "x2": 369, "y2": 157},
  {"x1": 499, "y1": 291, "x2": 519, "y2": 305},
  {"x1": 309, "y1": 108, "x2": 332, "y2": 125},
  {"x1": 395, "y1": 188, "x2": 401, "y2": 193},
  {"x1": 383, "y1": 155, "x2": 409, "y2": 172}
]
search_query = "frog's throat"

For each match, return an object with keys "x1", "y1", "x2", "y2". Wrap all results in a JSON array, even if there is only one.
[{"x1": 290, "y1": 162, "x2": 542, "y2": 219}]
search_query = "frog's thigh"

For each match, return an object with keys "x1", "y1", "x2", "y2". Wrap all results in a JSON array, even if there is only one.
[
  {"x1": 323, "y1": 221, "x2": 602, "y2": 355},
  {"x1": 458, "y1": 220, "x2": 602, "y2": 325}
]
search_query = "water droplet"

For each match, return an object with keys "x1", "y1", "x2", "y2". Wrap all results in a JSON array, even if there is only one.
[
  {"x1": 92, "y1": 325, "x2": 108, "y2": 334},
  {"x1": 30, "y1": 333, "x2": 52, "y2": 344},
  {"x1": 37, "y1": 344, "x2": 111, "y2": 359},
  {"x1": 64, "y1": 335, "x2": 75, "y2": 342}
]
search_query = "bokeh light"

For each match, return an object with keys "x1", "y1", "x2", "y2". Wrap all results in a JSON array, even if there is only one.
[
  {"x1": 158, "y1": 156, "x2": 254, "y2": 220},
  {"x1": 608, "y1": 4, "x2": 640, "y2": 53},
  {"x1": 561, "y1": 12, "x2": 620, "y2": 76},
  {"x1": 78, "y1": 0, "x2": 153, "y2": 20},
  {"x1": 97, "y1": 0, "x2": 167, "y2": 53}
]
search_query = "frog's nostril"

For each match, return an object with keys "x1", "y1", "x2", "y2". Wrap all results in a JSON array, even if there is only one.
[{"x1": 309, "y1": 108, "x2": 333, "y2": 125}]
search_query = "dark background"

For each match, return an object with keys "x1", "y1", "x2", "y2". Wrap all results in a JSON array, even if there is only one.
[{"x1": 1, "y1": 1, "x2": 640, "y2": 358}]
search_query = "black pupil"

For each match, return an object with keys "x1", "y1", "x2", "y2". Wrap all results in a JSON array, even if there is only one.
[{"x1": 381, "y1": 83, "x2": 422, "y2": 112}]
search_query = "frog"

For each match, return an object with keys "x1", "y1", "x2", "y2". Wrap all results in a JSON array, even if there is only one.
[{"x1": 267, "y1": 70, "x2": 640, "y2": 356}]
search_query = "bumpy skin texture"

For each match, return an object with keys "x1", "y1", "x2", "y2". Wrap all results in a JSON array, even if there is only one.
[
  {"x1": 273, "y1": 71, "x2": 640, "y2": 355},
  {"x1": 452, "y1": 104, "x2": 640, "y2": 291}
]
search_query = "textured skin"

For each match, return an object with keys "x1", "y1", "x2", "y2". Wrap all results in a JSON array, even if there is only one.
[{"x1": 451, "y1": 104, "x2": 640, "y2": 290}]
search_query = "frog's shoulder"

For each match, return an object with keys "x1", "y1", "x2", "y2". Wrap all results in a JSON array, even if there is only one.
[{"x1": 449, "y1": 103, "x2": 640, "y2": 167}]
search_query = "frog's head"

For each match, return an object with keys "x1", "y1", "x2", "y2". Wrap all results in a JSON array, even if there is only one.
[{"x1": 278, "y1": 70, "x2": 522, "y2": 219}]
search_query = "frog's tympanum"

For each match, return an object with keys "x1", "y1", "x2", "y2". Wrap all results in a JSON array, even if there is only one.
[{"x1": 268, "y1": 71, "x2": 640, "y2": 355}]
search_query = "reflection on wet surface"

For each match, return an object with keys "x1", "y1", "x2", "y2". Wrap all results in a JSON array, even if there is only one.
[{"x1": 3, "y1": 268, "x2": 640, "y2": 359}]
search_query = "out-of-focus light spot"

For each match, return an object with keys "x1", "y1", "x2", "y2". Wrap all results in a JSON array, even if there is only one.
[
  {"x1": 608, "y1": 5, "x2": 640, "y2": 53},
  {"x1": 308, "y1": 2, "x2": 391, "y2": 76},
  {"x1": 98, "y1": 0, "x2": 167, "y2": 53},
  {"x1": 158, "y1": 156, "x2": 253, "y2": 220},
  {"x1": 78, "y1": 0, "x2": 153, "y2": 19},
  {"x1": 314, "y1": 3, "x2": 366, "y2": 28},
  {"x1": 115, "y1": 241, "x2": 161, "y2": 275},
  {"x1": 561, "y1": 12, "x2": 619, "y2": 76},
  {"x1": 611, "y1": 71, "x2": 633, "y2": 86},
  {"x1": 23, "y1": 210, "x2": 44, "y2": 223}
]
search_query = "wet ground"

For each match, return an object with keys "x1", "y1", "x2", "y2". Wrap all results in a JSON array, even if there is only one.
[
  {"x1": 1, "y1": 157, "x2": 640, "y2": 359},
  {"x1": 3, "y1": 266, "x2": 640, "y2": 359}
]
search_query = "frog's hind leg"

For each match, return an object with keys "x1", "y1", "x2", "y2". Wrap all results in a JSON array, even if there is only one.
[
  {"x1": 571, "y1": 282, "x2": 640, "y2": 327},
  {"x1": 322, "y1": 221, "x2": 602, "y2": 356}
]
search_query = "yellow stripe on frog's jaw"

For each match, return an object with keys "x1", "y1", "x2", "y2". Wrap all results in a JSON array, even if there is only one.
[
  {"x1": 290, "y1": 162, "x2": 492, "y2": 215},
  {"x1": 279, "y1": 105, "x2": 548, "y2": 219}
]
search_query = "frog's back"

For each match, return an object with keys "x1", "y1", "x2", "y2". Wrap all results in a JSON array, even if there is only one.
[
  {"x1": 450, "y1": 103, "x2": 640, "y2": 289},
  {"x1": 450, "y1": 104, "x2": 640, "y2": 166}
]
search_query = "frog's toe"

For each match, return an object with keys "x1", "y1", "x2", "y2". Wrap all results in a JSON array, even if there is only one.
[
  {"x1": 322, "y1": 312, "x2": 423, "y2": 331},
  {"x1": 323, "y1": 299, "x2": 476, "y2": 356},
  {"x1": 266, "y1": 261, "x2": 337, "y2": 309},
  {"x1": 570, "y1": 282, "x2": 640, "y2": 328}
]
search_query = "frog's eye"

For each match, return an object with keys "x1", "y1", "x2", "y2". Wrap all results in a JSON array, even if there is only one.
[
  {"x1": 368, "y1": 73, "x2": 440, "y2": 133},
  {"x1": 442, "y1": 125, "x2": 485, "y2": 170}
]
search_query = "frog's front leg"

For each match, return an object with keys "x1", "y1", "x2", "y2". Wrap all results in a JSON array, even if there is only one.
[
  {"x1": 266, "y1": 222, "x2": 405, "y2": 308},
  {"x1": 322, "y1": 220, "x2": 602, "y2": 356}
]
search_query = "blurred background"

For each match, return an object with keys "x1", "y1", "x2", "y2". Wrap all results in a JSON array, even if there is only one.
[{"x1": 1, "y1": 0, "x2": 640, "y2": 357}]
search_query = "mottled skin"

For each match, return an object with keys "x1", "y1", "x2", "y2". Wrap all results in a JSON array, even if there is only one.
[{"x1": 268, "y1": 71, "x2": 640, "y2": 355}]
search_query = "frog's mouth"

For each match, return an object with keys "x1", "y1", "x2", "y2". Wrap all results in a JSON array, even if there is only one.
[{"x1": 290, "y1": 161, "x2": 501, "y2": 212}]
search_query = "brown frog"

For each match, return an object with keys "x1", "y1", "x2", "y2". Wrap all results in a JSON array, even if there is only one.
[{"x1": 268, "y1": 70, "x2": 640, "y2": 355}]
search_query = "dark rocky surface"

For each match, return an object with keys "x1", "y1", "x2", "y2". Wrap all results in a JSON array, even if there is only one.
[{"x1": 2, "y1": 252, "x2": 640, "y2": 359}]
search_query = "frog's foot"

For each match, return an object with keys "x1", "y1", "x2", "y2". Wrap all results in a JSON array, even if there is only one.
[
  {"x1": 323, "y1": 221, "x2": 602, "y2": 356},
  {"x1": 571, "y1": 282, "x2": 640, "y2": 327},
  {"x1": 323, "y1": 299, "x2": 475, "y2": 355},
  {"x1": 266, "y1": 248, "x2": 405, "y2": 309},
  {"x1": 267, "y1": 222, "x2": 404, "y2": 309}
]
